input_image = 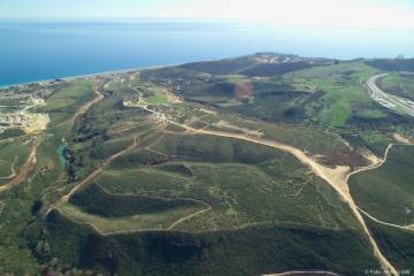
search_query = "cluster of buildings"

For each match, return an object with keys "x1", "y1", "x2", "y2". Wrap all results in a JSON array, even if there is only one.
[{"x1": 0, "y1": 114, "x2": 29, "y2": 127}]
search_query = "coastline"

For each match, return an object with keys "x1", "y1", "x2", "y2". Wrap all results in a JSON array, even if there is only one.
[
  {"x1": 0, "y1": 53, "x2": 251, "y2": 91},
  {"x1": 0, "y1": 63, "x2": 179, "y2": 90}
]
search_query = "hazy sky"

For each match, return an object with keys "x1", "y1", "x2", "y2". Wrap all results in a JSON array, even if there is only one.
[{"x1": 1, "y1": 0, "x2": 414, "y2": 30}]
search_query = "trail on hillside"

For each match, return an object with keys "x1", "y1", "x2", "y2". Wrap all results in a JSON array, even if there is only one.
[
  {"x1": 345, "y1": 144, "x2": 394, "y2": 183},
  {"x1": 190, "y1": 128, "x2": 398, "y2": 275},
  {"x1": 57, "y1": 83, "x2": 105, "y2": 128},
  {"x1": 167, "y1": 204, "x2": 212, "y2": 230},
  {"x1": 0, "y1": 137, "x2": 42, "y2": 193},
  {"x1": 358, "y1": 208, "x2": 414, "y2": 231},
  {"x1": 130, "y1": 104, "x2": 399, "y2": 275},
  {"x1": 44, "y1": 137, "x2": 139, "y2": 216},
  {"x1": 0, "y1": 157, "x2": 17, "y2": 180},
  {"x1": 347, "y1": 142, "x2": 414, "y2": 232}
]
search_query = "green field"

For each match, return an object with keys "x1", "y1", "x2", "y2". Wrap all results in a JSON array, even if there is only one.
[
  {"x1": 281, "y1": 62, "x2": 379, "y2": 127},
  {"x1": 42, "y1": 79, "x2": 95, "y2": 125}
]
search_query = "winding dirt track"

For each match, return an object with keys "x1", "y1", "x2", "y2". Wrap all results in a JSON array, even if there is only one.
[
  {"x1": 58, "y1": 84, "x2": 105, "y2": 127},
  {"x1": 192, "y1": 129, "x2": 398, "y2": 275},
  {"x1": 133, "y1": 104, "x2": 399, "y2": 275},
  {"x1": 167, "y1": 204, "x2": 212, "y2": 230},
  {"x1": 0, "y1": 158, "x2": 16, "y2": 180},
  {"x1": 347, "y1": 143, "x2": 414, "y2": 232},
  {"x1": 44, "y1": 137, "x2": 138, "y2": 216},
  {"x1": 358, "y1": 207, "x2": 414, "y2": 231},
  {"x1": 0, "y1": 137, "x2": 42, "y2": 193},
  {"x1": 345, "y1": 144, "x2": 393, "y2": 183},
  {"x1": 40, "y1": 80, "x2": 411, "y2": 274}
]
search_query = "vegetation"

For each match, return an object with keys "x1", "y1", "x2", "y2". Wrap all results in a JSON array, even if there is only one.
[
  {"x1": 378, "y1": 72, "x2": 414, "y2": 101},
  {"x1": 366, "y1": 218, "x2": 414, "y2": 270},
  {"x1": 0, "y1": 128, "x2": 25, "y2": 140},
  {"x1": 349, "y1": 145, "x2": 414, "y2": 225},
  {"x1": 69, "y1": 183, "x2": 204, "y2": 218},
  {"x1": 1, "y1": 53, "x2": 413, "y2": 275},
  {"x1": 0, "y1": 138, "x2": 32, "y2": 178},
  {"x1": 366, "y1": 58, "x2": 414, "y2": 72},
  {"x1": 42, "y1": 211, "x2": 379, "y2": 276},
  {"x1": 42, "y1": 79, "x2": 95, "y2": 125}
]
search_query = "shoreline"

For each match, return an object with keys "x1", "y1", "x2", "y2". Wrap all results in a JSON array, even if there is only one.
[
  {"x1": 0, "y1": 63, "x2": 180, "y2": 90},
  {"x1": 0, "y1": 52, "x2": 274, "y2": 90}
]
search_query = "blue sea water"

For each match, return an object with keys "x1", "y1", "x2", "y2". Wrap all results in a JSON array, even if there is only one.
[{"x1": 1, "y1": 20, "x2": 414, "y2": 87}]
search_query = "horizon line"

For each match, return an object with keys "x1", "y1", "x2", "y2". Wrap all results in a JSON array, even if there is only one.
[{"x1": 1, "y1": 17, "x2": 414, "y2": 32}]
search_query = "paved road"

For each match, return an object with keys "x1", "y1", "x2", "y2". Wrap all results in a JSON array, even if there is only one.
[{"x1": 367, "y1": 73, "x2": 414, "y2": 117}]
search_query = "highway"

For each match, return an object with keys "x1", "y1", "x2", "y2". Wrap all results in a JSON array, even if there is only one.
[{"x1": 366, "y1": 73, "x2": 414, "y2": 117}]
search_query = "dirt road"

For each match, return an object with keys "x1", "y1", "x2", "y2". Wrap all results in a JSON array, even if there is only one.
[
  {"x1": 0, "y1": 137, "x2": 42, "y2": 193},
  {"x1": 0, "y1": 158, "x2": 16, "y2": 180},
  {"x1": 44, "y1": 137, "x2": 138, "y2": 216},
  {"x1": 358, "y1": 207, "x2": 414, "y2": 232},
  {"x1": 346, "y1": 144, "x2": 393, "y2": 183},
  {"x1": 190, "y1": 128, "x2": 398, "y2": 276},
  {"x1": 58, "y1": 83, "x2": 105, "y2": 127},
  {"x1": 167, "y1": 204, "x2": 212, "y2": 230},
  {"x1": 132, "y1": 104, "x2": 399, "y2": 275}
]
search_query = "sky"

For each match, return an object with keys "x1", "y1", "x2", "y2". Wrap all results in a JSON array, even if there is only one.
[{"x1": 1, "y1": 0, "x2": 414, "y2": 30}]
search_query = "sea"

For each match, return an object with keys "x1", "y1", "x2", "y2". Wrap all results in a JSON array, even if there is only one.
[{"x1": 1, "y1": 20, "x2": 414, "y2": 87}]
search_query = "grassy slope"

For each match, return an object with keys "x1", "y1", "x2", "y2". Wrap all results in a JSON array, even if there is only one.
[
  {"x1": 365, "y1": 58, "x2": 414, "y2": 72},
  {"x1": 66, "y1": 132, "x2": 361, "y2": 234},
  {"x1": 0, "y1": 79, "x2": 101, "y2": 274},
  {"x1": 282, "y1": 61, "x2": 380, "y2": 127},
  {"x1": 0, "y1": 198, "x2": 39, "y2": 274},
  {"x1": 69, "y1": 183, "x2": 204, "y2": 218},
  {"x1": 53, "y1": 126, "x2": 378, "y2": 275},
  {"x1": 349, "y1": 145, "x2": 414, "y2": 225},
  {"x1": 379, "y1": 72, "x2": 414, "y2": 101},
  {"x1": 42, "y1": 79, "x2": 95, "y2": 125},
  {"x1": 59, "y1": 203, "x2": 204, "y2": 233},
  {"x1": 141, "y1": 57, "x2": 414, "y2": 162},
  {"x1": 0, "y1": 139, "x2": 31, "y2": 178},
  {"x1": 4, "y1": 54, "x2": 413, "y2": 274},
  {"x1": 44, "y1": 210, "x2": 379, "y2": 276},
  {"x1": 366, "y1": 218, "x2": 414, "y2": 270}
]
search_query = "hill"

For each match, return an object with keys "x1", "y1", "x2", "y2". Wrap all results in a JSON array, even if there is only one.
[{"x1": 1, "y1": 53, "x2": 413, "y2": 275}]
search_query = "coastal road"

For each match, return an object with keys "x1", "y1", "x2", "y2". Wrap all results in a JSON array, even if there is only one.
[{"x1": 367, "y1": 73, "x2": 414, "y2": 117}]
